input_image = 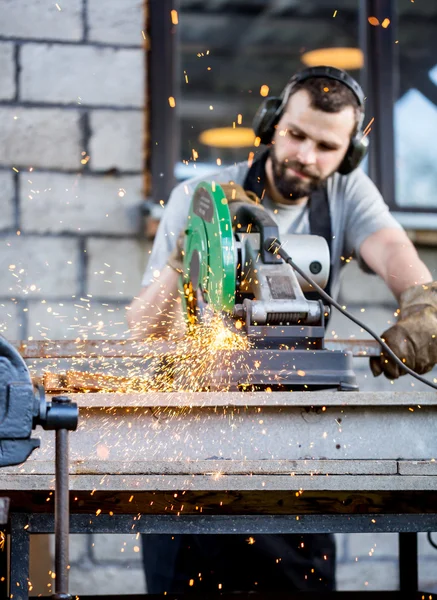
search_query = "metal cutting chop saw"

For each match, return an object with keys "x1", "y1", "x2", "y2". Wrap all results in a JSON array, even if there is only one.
[{"x1": 180, "y1": 181, "x2": 357, "y2": 392}]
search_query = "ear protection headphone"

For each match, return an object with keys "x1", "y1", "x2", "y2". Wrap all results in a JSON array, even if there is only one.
[{"x1": 252, "y1": 65, "x2": 369, "y2": 175}]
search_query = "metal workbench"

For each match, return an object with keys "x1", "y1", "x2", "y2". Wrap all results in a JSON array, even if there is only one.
[{"x1": 1, "y1": 340, "x2": 436, "y2": 599}]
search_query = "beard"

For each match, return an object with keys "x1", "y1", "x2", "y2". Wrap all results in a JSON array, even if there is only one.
[{"x1": 270, "y1": 148, "x2": 325, "y2": 202}]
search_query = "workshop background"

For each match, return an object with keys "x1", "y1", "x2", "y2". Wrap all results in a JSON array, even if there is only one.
[{"x1": 0, "y1": 0, "x2": 437, "y2": 596}]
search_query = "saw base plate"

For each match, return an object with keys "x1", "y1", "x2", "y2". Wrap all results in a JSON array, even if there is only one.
[{"x1": 201, "y1": 348, "x2": 358, "y2": 392}]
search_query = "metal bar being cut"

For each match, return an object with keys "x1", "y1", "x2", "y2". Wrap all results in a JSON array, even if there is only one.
[
  {"x1": 45, "y1": 390, "x2": 437, "y2": 407},
  {"x1": 12, "y1": 339, "x2": 381, "y2": 358}
]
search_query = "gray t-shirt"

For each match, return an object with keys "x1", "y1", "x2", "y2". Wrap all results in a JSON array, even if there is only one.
[{"x1": 142, "y1": 161, "x2": 402, "y2": 299}]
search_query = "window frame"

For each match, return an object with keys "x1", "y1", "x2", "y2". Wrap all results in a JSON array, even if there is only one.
[
  {"x1": 147, "y1": 0, "x2": 179, "y2": 205},
  {"x1": 360, "y1": 0, "x2": 437, "y2": 223}
]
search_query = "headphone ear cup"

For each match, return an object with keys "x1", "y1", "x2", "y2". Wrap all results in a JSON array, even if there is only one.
[
  {"x1": 337, "y1": 134, "x2": 369, "y2": 175},
  {"x1": 252, "y1": 97, "x2": 282, "y2": 145}
]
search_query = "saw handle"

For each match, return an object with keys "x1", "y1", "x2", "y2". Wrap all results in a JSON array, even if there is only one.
[{"x1": 232, "y1": 204, "x2": 280, "y2": 264}]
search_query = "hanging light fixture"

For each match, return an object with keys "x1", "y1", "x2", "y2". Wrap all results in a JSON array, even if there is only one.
[
  {"x1": 302, "y1": 47, "x2": 364, "y2": 70},
  {"x1": 199, "y1": 127, "x2": 256, "y2": 148}
]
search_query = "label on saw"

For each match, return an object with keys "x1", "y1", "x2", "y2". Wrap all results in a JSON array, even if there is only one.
[
  {"x1": 193, "y1": 188, "x2": 214, "y2": 222},
  {"x1": 266, "y1": 275, "x2": 296, "y2": 299}
]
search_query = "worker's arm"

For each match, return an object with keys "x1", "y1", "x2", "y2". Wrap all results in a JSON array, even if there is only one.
[
  {"x1": 359, "y1": 227, "x2": 432, "y2": 300},
  {"x1": 359, "y1": 227, "x2": 436, "y2": 379},
  {"x1": 127, "y1": 266, "x2": 186, "y2": 339}
]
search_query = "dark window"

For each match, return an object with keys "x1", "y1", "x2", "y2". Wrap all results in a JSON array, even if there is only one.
[
  {"x1": 148, "y1": 0, "x2": 437, "y2": 226},
  {"x1": 176, "y1": 0, "x2": 360, "y2": 179},
  {"x1": 394, "y1": 0, "x2": 437, "y2": 212}
]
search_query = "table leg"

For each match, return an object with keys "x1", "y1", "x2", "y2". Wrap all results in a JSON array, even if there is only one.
[{"x1": 399, "y1": 531, "x2": 418, "y2": 593}]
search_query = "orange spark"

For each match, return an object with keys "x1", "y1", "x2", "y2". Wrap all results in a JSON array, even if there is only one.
[
  {"x1": 171, "y1": 10, "x2": 178, "y2": 25},
  {"x1": 260, "y1": 85, "x2": 269, "y2": 97}
]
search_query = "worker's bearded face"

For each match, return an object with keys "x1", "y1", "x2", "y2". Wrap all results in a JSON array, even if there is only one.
[
  {"x1": 268, "y1": 89, "x2": 356, "y2": 203},
  {"x1": 270, "y1": 145, "x2": 323, "y2": 201}
]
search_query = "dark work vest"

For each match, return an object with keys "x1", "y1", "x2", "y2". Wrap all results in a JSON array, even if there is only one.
[{"x1": 242, "y1": 148, "x2": 333, "y2": 305}]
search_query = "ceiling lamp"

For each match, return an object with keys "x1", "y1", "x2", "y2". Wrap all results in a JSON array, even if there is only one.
[
  {"x1": 199, "y1": 127, "x2": 256, "y2": 148},
  {"x1": 301, "y1": 47, "x2": 364, "y2": 70}
]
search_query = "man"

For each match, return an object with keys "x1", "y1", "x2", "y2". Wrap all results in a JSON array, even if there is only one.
[{"x1": 128, "y1": 66, "x2": 437, "y2": 592}]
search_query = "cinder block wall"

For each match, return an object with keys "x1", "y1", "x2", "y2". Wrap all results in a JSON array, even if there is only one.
[
  {"x1": 0, "y1": 0, "x2": 148, "y2": 343},
  {"x1": 0, "y1": 1, "x2": 150, "y2": 595}
]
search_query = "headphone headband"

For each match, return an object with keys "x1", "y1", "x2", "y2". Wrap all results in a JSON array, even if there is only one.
[{"x1": 281, "y1": 65, "x2": 365, "y2": 113}]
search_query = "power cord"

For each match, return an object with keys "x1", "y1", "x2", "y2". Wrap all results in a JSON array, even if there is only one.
[{"x1": 264, "y1": 238, "x2": 437, "y2": 391}]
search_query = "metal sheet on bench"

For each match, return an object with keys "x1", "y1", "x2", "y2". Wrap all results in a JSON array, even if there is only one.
[{"x1": 4, "y1": 391, "x2": 437, "y2": 493}]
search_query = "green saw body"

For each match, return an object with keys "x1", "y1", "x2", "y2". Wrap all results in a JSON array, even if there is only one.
[{"x1": 181, "y1": 182, "x2": 236, "y2": 322}]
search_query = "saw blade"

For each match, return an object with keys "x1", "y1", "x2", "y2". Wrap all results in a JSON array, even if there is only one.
[{"x1": 181, "y1": 182, "x2": 236, "y2": 326}]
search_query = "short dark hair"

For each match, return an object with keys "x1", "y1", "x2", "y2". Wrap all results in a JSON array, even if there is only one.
[{"x1": 288, "y1": 76, "x2": 363, "y2": 133}]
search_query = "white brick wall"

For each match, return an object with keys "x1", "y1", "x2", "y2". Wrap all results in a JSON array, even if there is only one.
[
  {"x1": 88, "y1": 0, "x2": 144, "y2": 46},
  {"x1": 333, "y1": 249, "x2": 437, "y2": 359},
  {"x1": 20, "y1": 44, "x2": 145, "y2": 107},
  {"x1": 0, "y1": 171, "x2": 15, "y2": 230},
  {"x1": 20, "y1": 172, "x2": 143, "y2": 235},
  {"x1": 69, "y1": 564, "x2": 146, "y2": 596},
  {"x1": 335, "y1": 532, "x2": 437, "y2": 592},
  {"x1": 27, "y1": 299, "x2": 129, "y2": 339},
  {"x1": 0, "y1": 107, "x2": 82, "y2": 169},
  {"x1": 346, "y1": 532, "x2": 399, "y2": 559},
  {"x1": 337, "y1": 561, "x2": 399, "y2": 591},
  {"x1": 0, "y1": 2, "x2": 149, "y2": 355},
  {"x1": 328, "y1": 305, "x2": 397, "y2": 340},
  {"x1": 0, "y1": 0, "x2": 83, "y2": 41},
  {"x1": 86, "y1": 238, "x2": 147, "y2": 298},
  {"x1": 0, "y1": 300, "x2": 22, "y2": 338},
  {"x1": 89, "y1": 111, "x2": 144, "y2": 171},
  {"x1": 339, "y1": 249, "x2": 437, "y2": 306},
  {"x1": 338, "y1": 261, "x2": 396, "y2": 305},
  {"x1": 93, "y1": 533, "x2": 143, "y2": 561},
  {"x1": 418, "y1": 247, "x2": 437, "y2": 276},
  {"x1": 0, "y1": 2, "x2": 153, "y2": 597},
  {"x1": 0, "y1": 42, "x2": 15, "y2": 100},
  {"x1": 0, "y1": 236, "x2": 79, "y2": 298}
]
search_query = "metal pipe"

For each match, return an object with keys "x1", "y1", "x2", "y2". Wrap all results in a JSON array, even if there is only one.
[{"x1": 53, "y1": 411, "x2": 71, "y2": 599}]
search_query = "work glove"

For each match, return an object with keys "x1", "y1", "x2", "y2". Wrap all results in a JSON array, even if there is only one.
[
  {"x1": 167, "y1": 229, "x2": 186, "y2": 274},
  {"x1": 219, "y1": 182, "x2": 260, "y2": 206},
  {"x1": 370, "y1": 281, "x2": 437, "y2": 379},
  {"x1": 219, "y1": 183, "x2": 263, "y2": 229}
]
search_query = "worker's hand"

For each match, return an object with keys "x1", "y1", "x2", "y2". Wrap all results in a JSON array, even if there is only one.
[
  {"x1": 370, "y1": 281, "x2": 437, "y2": 379},
  {"x1": 219, "y1": 183, "x2": 263, "y2": 227},
  {"x1": 167, "y1": 229, "x2": 186, "y2": 274},
  {"x1": 219, "y1": 183, "x2": 260, "y2": 205}
]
